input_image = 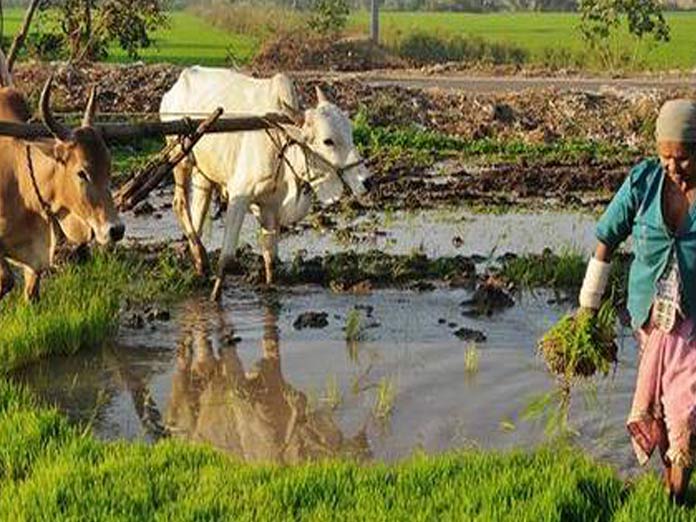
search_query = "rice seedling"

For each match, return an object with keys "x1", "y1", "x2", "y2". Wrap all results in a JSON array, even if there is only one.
[
  {"x1": 0, "y1": 248, "x2": 198, "y2": 374},
  {"x1": 0, "y1": 375, "x2": 692, "y2": 520},
  {"x1": 344, "y1": 309, "x2": 366, "y2": 342},
  {"x1": 322, "y1": 374, "x2": 342, "y2": 411},
  {"x1": 499, "y1": 418, "x2": 516, "y2": 432},
  {"x1": 539, "y1": 301, "x2": 618, "y2": 379},
  {"x1": 372, "y1": 377, "x2": 397, "y2": 421},
  {"x1": 464, "y1": 342, "x2": 480, "y2": 374}
]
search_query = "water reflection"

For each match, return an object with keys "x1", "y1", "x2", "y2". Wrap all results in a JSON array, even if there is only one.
[
  {"x1": 13, "y1": 288, "x2": 644, "y2": 474},
  {"x1": 163, "y1": 299, "x2": 371, "y2": 463}
]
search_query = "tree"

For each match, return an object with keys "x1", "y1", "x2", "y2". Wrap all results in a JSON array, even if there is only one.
[
  {"x1": 307, "y1": 0, "x2": 349, "y2": 36},
  {"x1": 578, "y1": 0, "x2": 670, "y2": 70},
  {"x1": 31, "y1": 0, "x2": 168, "y2": 61}
]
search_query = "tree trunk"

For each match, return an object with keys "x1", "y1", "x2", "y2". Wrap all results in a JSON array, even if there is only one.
[
  {"x1": 370, "y1": 0, "x2": 379, "y2": 42},
  {"x1": 6, "y1": 0, "x2": 41, "y2": 71}
]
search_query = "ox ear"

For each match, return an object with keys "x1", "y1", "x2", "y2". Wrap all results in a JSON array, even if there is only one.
[
  {"x1": 53, "y1": 141, "x2": 73, "y2": 165},
  {"x1": 301, "y1": 109, "x2": 316, "y2": 141},
  {"x1": 315, "y1": 86, "x2": 329, "y2": 105}
]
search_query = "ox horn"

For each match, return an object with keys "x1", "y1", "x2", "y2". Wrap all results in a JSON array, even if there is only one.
[
  {"x1": 40, "y1": 76, "x2": 72, "y2": 141},
  {"x1": 82, "y1": 86, "x2": 98, "y2": 128},
  {"x1": 315, "y1": 86, "x2": 329, "y2": 105},
  {"x1": 0, "y1": 49, "x2": 12, "y2": 88}
]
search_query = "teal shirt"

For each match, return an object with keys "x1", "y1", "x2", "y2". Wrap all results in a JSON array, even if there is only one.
[{"x1": 596, "y1": 158, "x2": 696, "y2": 329}]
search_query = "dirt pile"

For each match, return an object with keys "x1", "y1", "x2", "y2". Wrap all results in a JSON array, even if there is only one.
[
  {"x1": 252, "y1": 35, "x2": 405, "y2": 74},
  {"x1": 7, "y1": 62, "x2": 690, "y2": 151},
  {"x1": 295, "y1": 80, "x2": 692, "y2": 148},
  {"x1": 12, "y1": 62, "x2": 182, "y2": 114},
  {"x1": 364, "y1": 160, "x2": 632, "y2": 210}
]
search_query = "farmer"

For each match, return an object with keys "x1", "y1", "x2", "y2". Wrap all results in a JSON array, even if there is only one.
[{"x1": 579, "y1": 99, "x2": 696, "y2": 504}]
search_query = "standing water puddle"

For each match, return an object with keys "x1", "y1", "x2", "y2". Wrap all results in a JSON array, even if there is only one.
[
  {"x1": 124, "y1": 189, "x2": 599, "y2": 258},
  {"x1": 14, "y1": 286, "x2": 645, "y2": 474}
]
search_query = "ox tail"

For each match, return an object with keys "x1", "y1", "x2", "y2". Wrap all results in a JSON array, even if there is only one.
[{"x1": 0, "y1": 49, "x2": 12, "y2": 88}]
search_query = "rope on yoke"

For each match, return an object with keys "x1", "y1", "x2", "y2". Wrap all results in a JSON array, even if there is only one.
[
  {"x1": 25, "y1": 144, "x2": 56, "y2": 223},
  {"x1": 259, "y1": 116, "x2": 366, "y2": 197}
]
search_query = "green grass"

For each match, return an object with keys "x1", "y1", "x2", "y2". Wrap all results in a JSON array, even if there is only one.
[
  {"x1": 0, "y1": 381, "x2": 626, "y2": 520},
  {"x1": 499, "y1": 251, "x2": 632, "y2": 294},
  {"x1": 2, "y1": 9, "x2": 258, "y2": 66},
  {"x1": 0, "y1": 249, "x2": 197, "y2": 374},
  {"x1": 4, "y1": 7, "x2": 694, "y2": 69},
  {"x1": 348, "y1": 11, "x2": 696, "y2": 71},
  {"x1": 499, "y1": 250, "x2": 588, "y2": 289},
  {"x1": 2, "y1": 376, "x2": 696, "y2": 520},
  {"x1": 111, "y1": 137, "x2": 167, "y2": 184},
  {"x1": 353, "y1": 113, "x2": 641, "y2": 165}
]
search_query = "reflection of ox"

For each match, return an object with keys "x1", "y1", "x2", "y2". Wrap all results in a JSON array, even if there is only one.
[
  {"x1": 159, "y1": 68, "x2": 371, "y2": 299},
  {"x1": 0, "y1": 67, "x2": 124, "y2": 301},
  {"x1": 165, "y1": 300, "x2": 370, "y2": 463}
]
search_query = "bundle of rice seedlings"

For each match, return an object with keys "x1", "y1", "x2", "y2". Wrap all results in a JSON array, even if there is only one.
[{"x1": 538, "y1": 301, "x2": 618, "y2": 378}]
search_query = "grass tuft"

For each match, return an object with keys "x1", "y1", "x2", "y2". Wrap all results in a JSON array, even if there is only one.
[{"x1": 0, "y1": 248, "x2": 198, "y2": 374}]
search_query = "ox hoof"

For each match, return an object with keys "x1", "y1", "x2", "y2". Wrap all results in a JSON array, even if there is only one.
[
  {"x1": 190, "y1": 247, "x2": 210, "y2": 277},
  {"x1": 195, "y1": 258, "x2": 210, "y2": 278}
]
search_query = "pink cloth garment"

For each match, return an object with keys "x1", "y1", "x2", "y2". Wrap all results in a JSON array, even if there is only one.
[{"x1": 628, "y1": 318, "x2": 696, "y2": 467}]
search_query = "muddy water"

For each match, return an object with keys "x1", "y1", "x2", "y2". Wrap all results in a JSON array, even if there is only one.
[
  {"x1": 124, "y1": 189, "x2": 598, "y2": 258},
  {"x1": 14, "y1": 286, "x2": 645, "y2": 474}
]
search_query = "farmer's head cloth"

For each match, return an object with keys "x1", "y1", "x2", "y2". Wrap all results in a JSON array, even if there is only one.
[{"x1": 655, "y1": 99, "x2": 696, "y2": 143}]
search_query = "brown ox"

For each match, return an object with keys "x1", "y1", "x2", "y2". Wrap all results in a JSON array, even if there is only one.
[{"x1": 0, "y1": 74, "x2": 124, "y2": 302}]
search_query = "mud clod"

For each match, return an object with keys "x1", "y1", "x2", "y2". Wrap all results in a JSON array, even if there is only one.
[
  {"x1": 461, "y1": 279, "x2": 515, "y2": 317},
  {"x1": 133, "y1": 201, "x2": 155, "y2": 216},
  {"x1": 293, "y1": 311, "x2": 330, "y2": 330},
  {"x1": 453, "y1": 327, "x2": 487, "y2": 343},
  {"x1": 146, "y1": 307, "x2": 171, "y2": 322},
  {"x1": 124, "y1": 312, "x2": 145, "y2": 329}
]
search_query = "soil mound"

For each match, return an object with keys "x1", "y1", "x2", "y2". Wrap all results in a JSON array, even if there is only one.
[{"x1": 252, "y1": 34, "x2": 405, "y2": 74}]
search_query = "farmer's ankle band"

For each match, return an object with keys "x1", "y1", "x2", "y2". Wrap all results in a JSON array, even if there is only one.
[{"x1": 579, "y1": 257, "x2": 611, "y2": 309}]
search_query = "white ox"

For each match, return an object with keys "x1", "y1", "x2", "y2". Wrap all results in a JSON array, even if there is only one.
[{"x1": 160, "y1": 68, "x2": 370, "y2": 300}]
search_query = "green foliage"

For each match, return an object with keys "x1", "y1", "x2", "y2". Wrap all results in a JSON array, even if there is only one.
[
  {"x1": 353, "y1": 113, "x2": 637, "y2": 165},
  {"x1": 0, "y1": 249, "x2": 197, "y2": 374},
  {"x1": 499, "y1": 249, "x2": 588, "y2": 289},
  {"x1": 31, "y1": 0, "x2": 169, "y2": 61},
  {"x1": 578, "y1": 0, "x2": 670, "y2": 71},
  {"x1": 397, "y1": 31, "x2": 527, "y2": 65},
  {"x1": 539, "y1": 302, "x2": 618, "y2": 379},
  {"x1": 111, "y1": 137, "x2": 166, "y2": 184},
  {"x1": 308, "y1": 0, "x2": 349, "y2": 36},
  {"x1": 348, "y1": 11, "x2": 696, "y2": 72}
]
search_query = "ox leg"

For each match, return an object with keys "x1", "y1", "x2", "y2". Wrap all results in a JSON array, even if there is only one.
[
  {"x1": 190, "y1": 168, "x2": 213, "y2": 236},
  {"x1": 173, "y1": 157, "x2": 210, "y2": 277},
  {"x1": 23, "y1": 266, "x2": 40, "y2": 303},
  {"x1": 258, "y1": 212, "x2": 279, "y2": 286},
  {"x1": 0, "y1": 257, "x2": 14, "y2": 300},
  {"x1": 211, "y1": 195, "x2": 249, "y2": 302}
]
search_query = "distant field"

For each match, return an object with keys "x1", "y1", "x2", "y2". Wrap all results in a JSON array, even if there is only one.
[
  {"x1": 348, "y1": 11, "x2": 696, "y2": 70},
  {"x1": 2, "y1": 8, "x2": 695, "y2": 70},
  {"x1": 1, "y1": 9, "x2": 258, "y2": 66}
]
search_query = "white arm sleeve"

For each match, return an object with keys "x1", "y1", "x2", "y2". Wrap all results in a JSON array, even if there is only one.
[{"x1": 579, "y1": 257, "x2": 612, "y2": 310}]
